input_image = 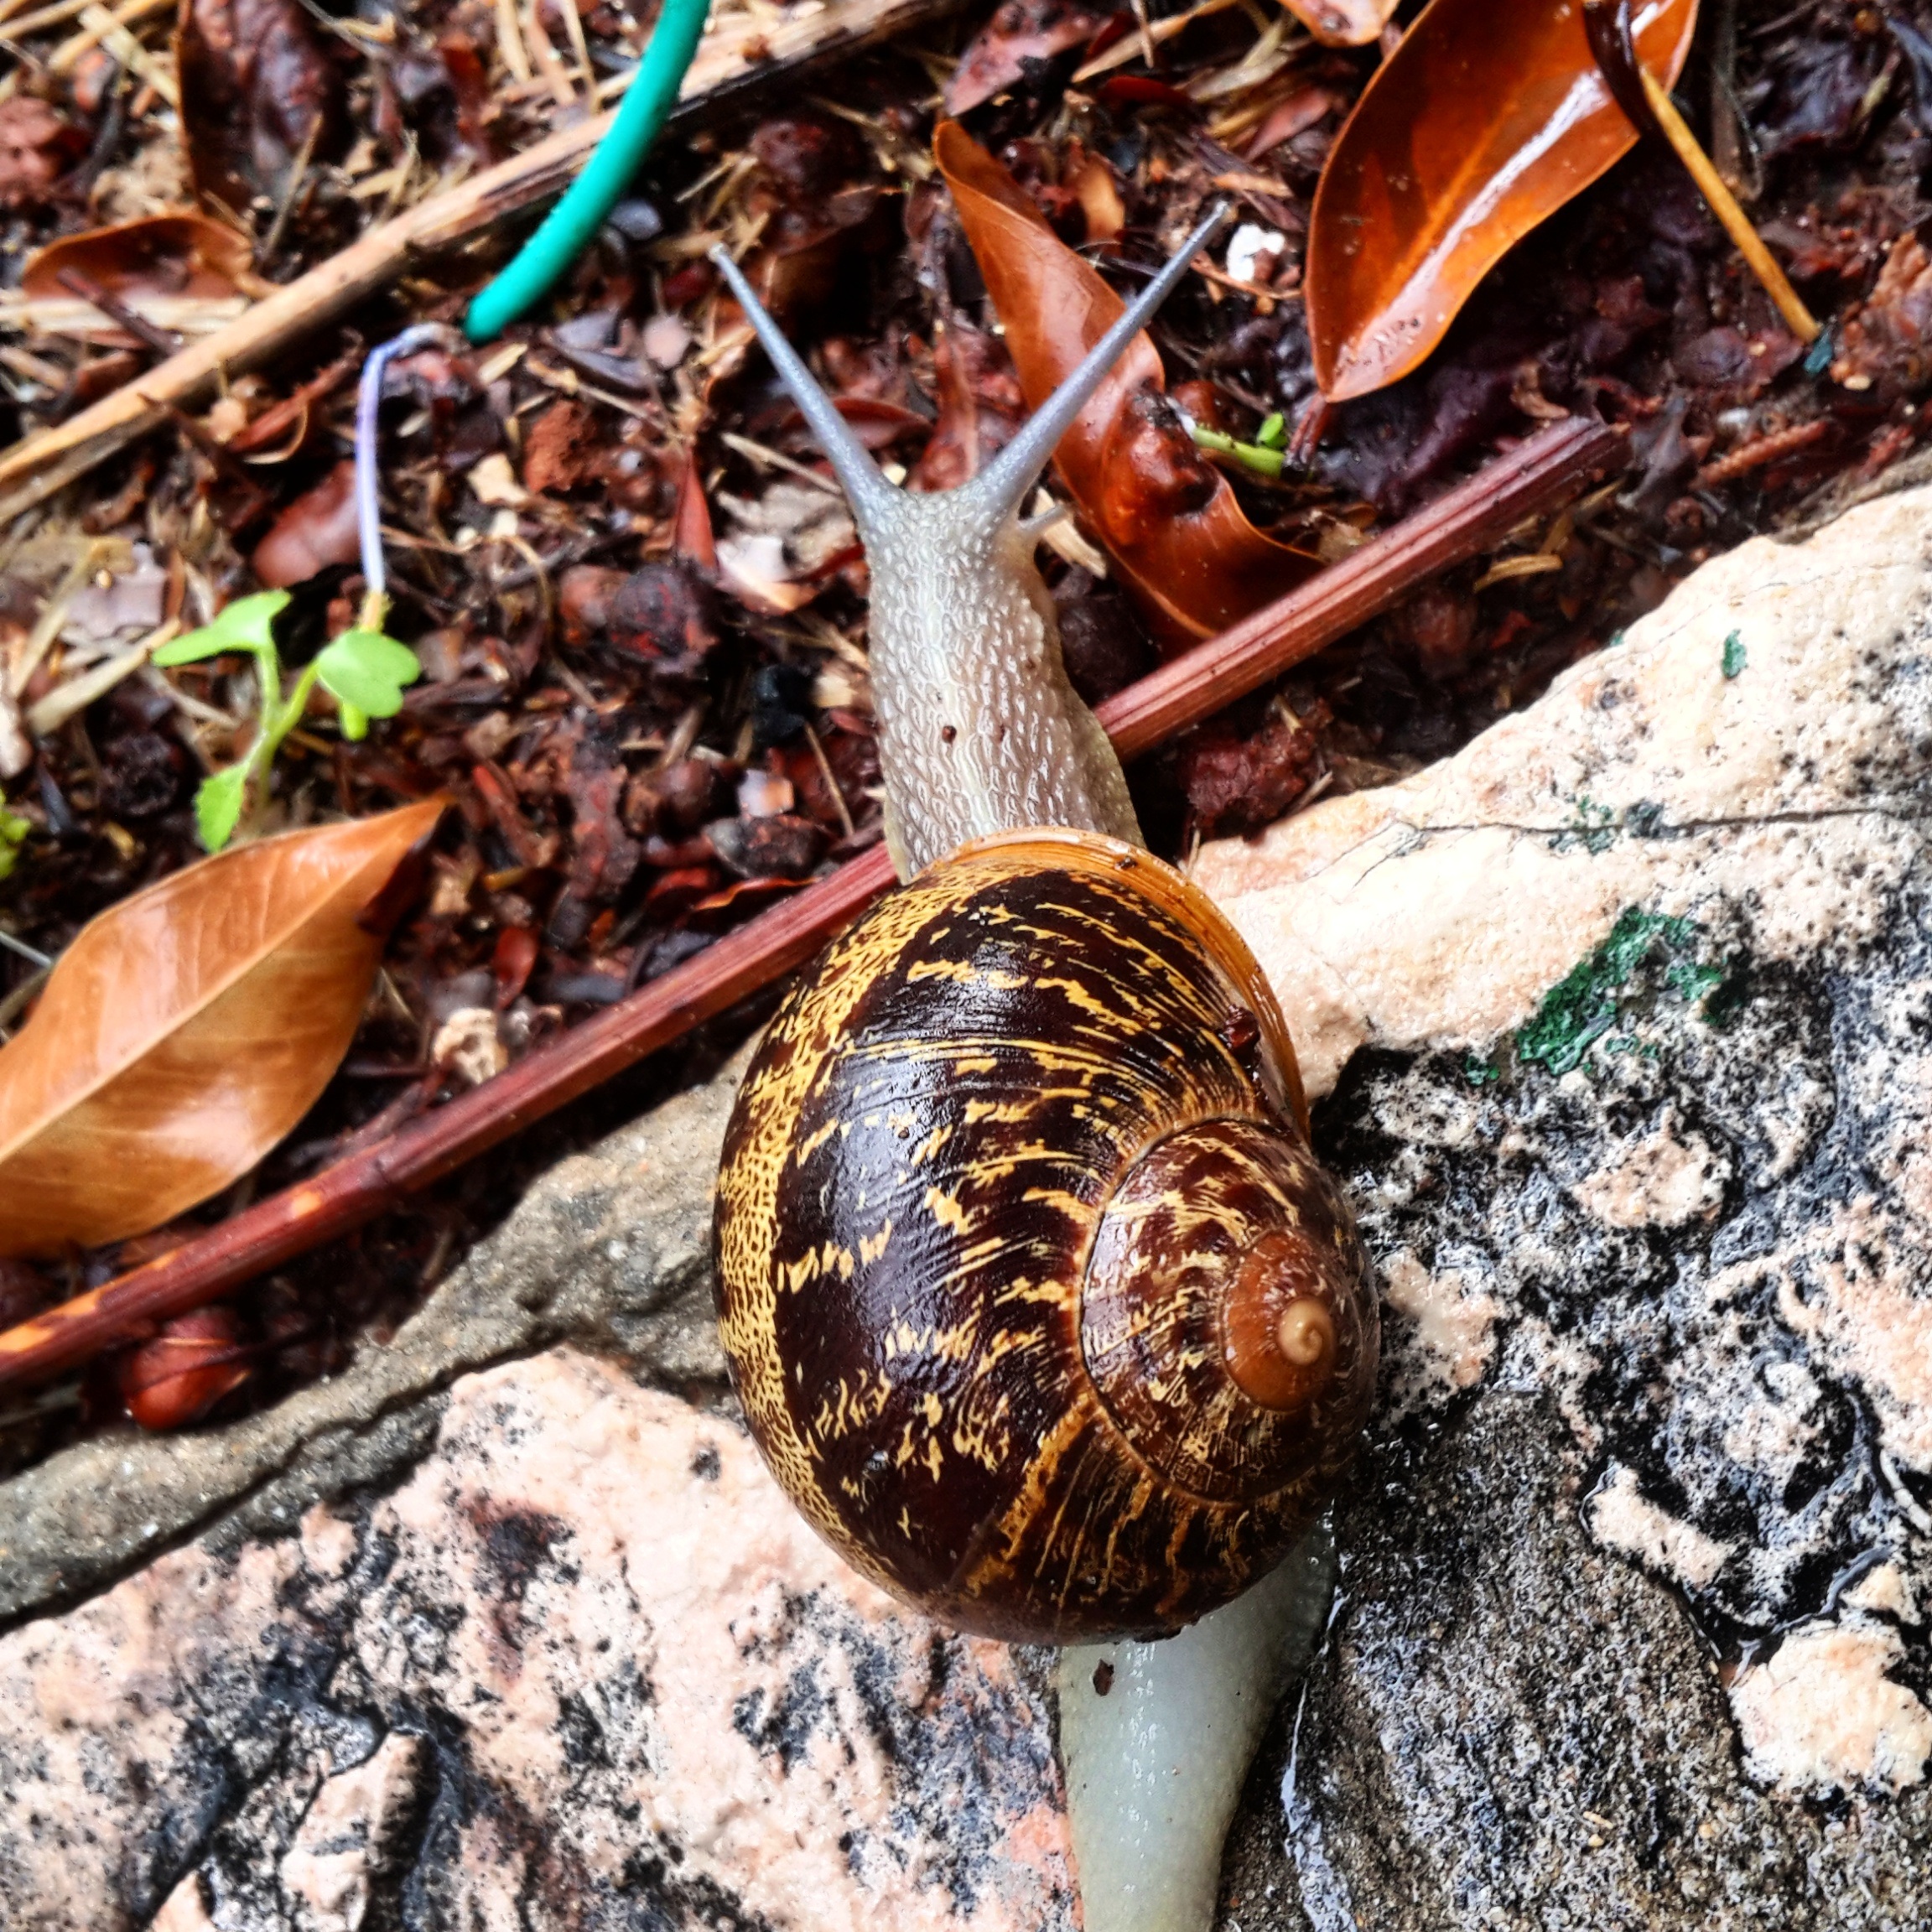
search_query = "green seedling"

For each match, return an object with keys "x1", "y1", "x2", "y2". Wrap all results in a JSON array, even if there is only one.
[
  {"x1": 1190, "y1": 423, "x2": 1286, "y2": 478},
  {"x1": 154, "y1": 590, "x2": 422, "y2": 851},
  {"x1": 0, "y1": 803, "x2": 28, "y2": 885}
]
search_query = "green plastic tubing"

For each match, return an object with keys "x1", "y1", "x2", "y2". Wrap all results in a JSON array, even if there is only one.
[{"x1": 464, "y1": 0, "x2": 710, "y2": 343}]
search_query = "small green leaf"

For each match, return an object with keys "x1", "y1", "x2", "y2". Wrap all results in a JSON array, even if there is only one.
[
  {"x1": 0, "y1": 805, "x2": 28, "y2": 884},
  {"x1": 1256, "y1": 412, "x2": 1287, "y2": 449},
  {"x1": 314, "y1": 629, "x2": 423, "y2": 721},
  {"x1": 194, "y1": 764, "x2": 250, "y2": 853},
  {"x1": 153, "y1": 590, "x2": 292, "y2": 667},
  {"x1": 1722, "y1": 631, "x2": 1746, "y2": 679}
]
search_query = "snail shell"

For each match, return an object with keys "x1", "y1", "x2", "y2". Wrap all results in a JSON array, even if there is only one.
[{"x1": 714, "y1": 829, "x2": 1378, "y2": 1644}]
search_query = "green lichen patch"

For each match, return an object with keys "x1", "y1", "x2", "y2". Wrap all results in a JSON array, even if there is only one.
[
  {"x1": 1722, "y1": 630, "x2": 1747, "y2": 678},
  {"x1": 1514, "y1": 907, "x2": 1737, "y2": 1077}
]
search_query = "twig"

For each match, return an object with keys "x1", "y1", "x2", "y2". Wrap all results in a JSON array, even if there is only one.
[
  {"x1": 1582, "y1": 0, "x2": 1817, "y2": 342},
  {"x1": 53, "y1": 266, "x2": 182, "y2": 355},
  {"x1": 0, "y1": 0, "x2": 973, "y2": 522},
  {"x1": 260, "y1": 115, "x2": 324, "y2": 264},
  {"x1": 1638, "y1": 70, "x2": 1818, "y2": 342},
  {"x1": 0, "y1": 417, "x2": 1624, "y2": 1394}
]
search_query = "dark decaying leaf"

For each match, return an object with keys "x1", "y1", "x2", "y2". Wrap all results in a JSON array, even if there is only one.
[
  {"x1": 945, "y1": 0, "x2": 1117, "y2": 117},
  {"x1": 176, "y1": 0, "x2": 345, "y2": 218},
  {"x1": 1306, "y1": 0, "x2": 1699, "y2": 400},
  {"x1": 0, "y1": 800, "x2": 443, "y2": 1257},
  {"x1": 934, "y1": 121, "x2": 1321, "y2": 644}
]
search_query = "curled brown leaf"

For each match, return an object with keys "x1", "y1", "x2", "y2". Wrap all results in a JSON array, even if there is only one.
[
  {"x1": 1306, "y1": 0, "x2": 1698, "y2": 399},
  {"x1": 23, "y1": 214, "x2": 253, "y2": 317},
  {"x1": 250, "y1": 457, "x2": 359, "y2": 586},
  {"x1": 934, "y1": 121, "x2": 1320, "y2": 644},
  {"x1": 0, "y1": 800, "x2": 444, "y2": 1257}
]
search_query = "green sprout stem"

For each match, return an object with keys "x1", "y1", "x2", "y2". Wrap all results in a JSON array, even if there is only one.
[
  {"x1": 1191, "y1": 423, "x2": 1286, "y2": 479},
  {"x1": 154, "y1": 587, "x2": 422, "y2": 851}
]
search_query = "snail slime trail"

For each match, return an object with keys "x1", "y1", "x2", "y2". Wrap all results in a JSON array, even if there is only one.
[{"x1": 709, "y1": 195, "x2": 1379, "y2": 1932}]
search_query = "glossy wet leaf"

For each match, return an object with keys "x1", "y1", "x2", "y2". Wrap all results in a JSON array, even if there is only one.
[
  {"x1": 0, "y1": 799, "x2": 443, "y2": 1256},
  {"x1": 934, "y1": 121, "x2": 1320, "y2": 643},
  {"x1": 1306, "y1": 0, "x2": 1699, "y2": 399}
]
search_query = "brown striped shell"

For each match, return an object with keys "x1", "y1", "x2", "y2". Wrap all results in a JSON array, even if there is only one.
[{"x1": 712, "y1": 830, "x2": 1377, "y2": 1643}]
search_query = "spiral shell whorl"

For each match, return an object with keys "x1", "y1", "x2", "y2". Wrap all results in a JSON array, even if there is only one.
[
  {"x1": 1080, "y1": 1115, "x2": 1373, "y2": 1507},
  {"x1": 713, "y1": 833, "x2": 1377, "y2": 1642}
]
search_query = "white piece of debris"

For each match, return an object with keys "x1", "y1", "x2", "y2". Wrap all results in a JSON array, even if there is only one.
[{"x1": 1225, "y1": 223, "x2": 1287, "y2": 285}]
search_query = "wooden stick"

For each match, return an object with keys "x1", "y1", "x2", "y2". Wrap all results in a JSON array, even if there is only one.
[
  {"x1": 1638, "y1": 69, "x2": 1819, "y2": 344},
  {"x1": 0, "y1": 0, "x2": 970, "y2": 523},
  {"x1": 0, "y1": 417, "x2": 1623, "y2": 1394}
]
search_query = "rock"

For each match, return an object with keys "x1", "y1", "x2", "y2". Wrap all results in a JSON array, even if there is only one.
[
  {"x1": 0, "y1": 1053, "x2": 744, "y2": 1624},
  {"x1": 1192, "y1": 482, "x2": 1932, "y2": 1924},
  {"x1": 6, "y1": 484, "x2": 1932, "y2": 1926},
  {"x1": 0, "y1": 1352, "x2": 1074, "y2": 1930}
]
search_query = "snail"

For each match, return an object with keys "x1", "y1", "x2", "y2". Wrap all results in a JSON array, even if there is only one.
[{"x1": 707, "y1": 210, "x2": 1379, "y2": 1649}]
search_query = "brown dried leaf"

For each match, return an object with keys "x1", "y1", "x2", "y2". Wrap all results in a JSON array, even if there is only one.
[
  {"x1": 23, "y1": 214, "x2": 252, "y2": 303},
  {"x1": 909, "y1": 318, "x2": 1024, "y2": 491},
  {"x1": 935, "y1": 121, "x2": 1320, "y2": 644},
  {"x1": 0, "y1": 98, "x2": 88, "y2": 214},
  {"x1": 250, "y1": 458, "x2": 359, "y2": 587},
  {"x1": 0, "y1": 800, "x2": 443, "y2": 1257},
  {"x1": 176, "y1": 0, "x2": 345, "y2": 219},
  {"x1": 1306, "y1": 0, "x2": 1698, "y2": 399}
]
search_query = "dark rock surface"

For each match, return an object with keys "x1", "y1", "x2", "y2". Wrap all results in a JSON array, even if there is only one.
[{"x1": 1283, "y1": 1398, "x2": 1924, "y2": 1930}]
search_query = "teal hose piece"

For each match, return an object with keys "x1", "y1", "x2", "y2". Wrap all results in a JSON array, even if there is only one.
[{"x1": 464, "y1": 0, "x2": 709, "y2": 343}]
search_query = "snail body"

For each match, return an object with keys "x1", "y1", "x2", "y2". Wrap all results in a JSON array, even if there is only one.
[{"x1": 709, "y1": 201, "x2": 1377, "y2": 1646}]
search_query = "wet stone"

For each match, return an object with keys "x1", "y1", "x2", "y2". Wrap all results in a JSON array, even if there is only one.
[{"x1": 6, "y1": 486, "x2": 1932, "y2": 1924}]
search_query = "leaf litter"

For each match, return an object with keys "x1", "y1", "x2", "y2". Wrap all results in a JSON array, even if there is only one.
[{"x1": 4, "y1": 0, "x2": 1932, "y2": 1454}]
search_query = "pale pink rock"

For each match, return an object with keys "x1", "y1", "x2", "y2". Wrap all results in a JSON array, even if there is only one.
[
  {"x1": 1587, "y1": 1465, "x2": 1733, "y2": 1594},
  {"x1": 0, "y1": 1349, "x2": 1072, "y2": 1932},
  {"x1": 1192, "y1": 486, "x2": 1932, "y2": 1098},
  {"x1": 1730, "y1": 1619, "x2": 1932, "y2": 1794}
]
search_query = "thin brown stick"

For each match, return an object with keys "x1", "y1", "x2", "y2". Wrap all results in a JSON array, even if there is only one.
[
  {"x1": 1638, "y1": 70, "x2": 1818, "y2": 344},
  {"x1": 0, "y1": 0, "x2": 970, "y2": 524},
  {"x1": 0, "y1": 417, "x2": 1625, "y2": 1394},
  {"x1": 1100, "y1": 417, "x2": 1624, "y2": 757}
]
